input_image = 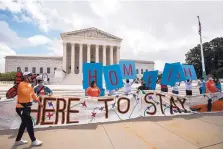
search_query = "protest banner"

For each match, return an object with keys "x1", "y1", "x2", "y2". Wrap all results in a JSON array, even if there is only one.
[
  {"x1": 143, "y1": 70, "x2": 158, "y2": 90},
  {"x1": 103, "y1": 64, "x2": 124, "y2": 90},
  {"x1": 0, "y1": 92, "x2": 222, "y2": 130},
  {"x1": 83, "y1": 63, "x2": 103, "y2": 89},
  {"x1": 119, "y1": 60, "x2": 137, "y2": 79}
]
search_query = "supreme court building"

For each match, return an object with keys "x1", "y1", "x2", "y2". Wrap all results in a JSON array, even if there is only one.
[{"x1": 5, "y1": 27, "x2": 154, "y2": 84}]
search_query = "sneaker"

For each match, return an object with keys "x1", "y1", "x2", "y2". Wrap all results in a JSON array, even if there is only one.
[
  {"x1": 32, "y1": 139, "x2": 43, "y2": 146},
  {"x1": 14, "y1": 139, "x2": 28, "y2": 146}
]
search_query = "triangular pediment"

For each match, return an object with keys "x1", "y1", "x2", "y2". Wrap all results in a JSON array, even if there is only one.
[{"x1": 61, "y1": 27, "x2": 122, "y2": 41}]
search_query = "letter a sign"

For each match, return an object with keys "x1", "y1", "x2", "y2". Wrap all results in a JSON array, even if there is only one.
[
  {"x1": 103, "y1": 64, "x2": 124, "y2": 90},
  {"x1": 119, "y1": 60, "x2": 137, "y2": 79}
]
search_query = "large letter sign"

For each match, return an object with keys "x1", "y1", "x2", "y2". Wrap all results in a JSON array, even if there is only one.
[
  {"x1": 119, "y1": 60, "x2": 136, "y2": 79},
  {"x1": 182, "y1": 65, "x2": 197, "y2": 80},
  {"x1": 143, "y1": 70, "x2": 158, "y2": 90},
  {"x1": 172, "y1": 62, "x2": 186, "y2": 82},
  {"x1": 103, "y1": 64, "x2": 124, "y2": 90},
  {"x1": 83, "y1": 63, "x2": 103, "y2": 89},
  {"x1": 161, "y1": 63, "x2": 179, "y2": 86}
]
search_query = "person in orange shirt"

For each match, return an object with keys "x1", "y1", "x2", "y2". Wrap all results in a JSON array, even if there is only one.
[
  {"x1": 86, "y1": 81, "x2": 100, "y2": 97},
  {"x1": 206, "y1": 77, "x2": 219, "y2": 93},
  {"x1": 14, "y1": 72, "x2": 43, "y2": 146}
]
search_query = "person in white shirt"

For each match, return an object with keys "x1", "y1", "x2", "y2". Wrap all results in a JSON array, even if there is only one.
[
  {"x1": 185, "y1": 79, "x2": 192, "y2": 95},
  {"x1": 172, "y1": 82, "x2": 180, "y2": 94},
  {"x1": 124, "y1": 79, "x2": 135, "y2": 95}
]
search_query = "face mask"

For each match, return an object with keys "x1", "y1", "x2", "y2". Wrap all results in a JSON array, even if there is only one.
[{"x1": 39, "y1": 83, "x2": 44, "y2": 86}]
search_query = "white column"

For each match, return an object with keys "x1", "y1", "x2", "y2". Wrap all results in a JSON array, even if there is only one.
[
  {"x1": 87, "y1": 44, "x2": 91, "y2": 63},
  {"x1": 110, "y1": 45, "x2": 113, "y2": 64},
  {"x1": 79, "y1": 44, "x2": 83, "y2": 75},
  {"x1": 103, "y1": 45, "x2": 106, "y2": 66},
  {"x1": 95, "y1": 45, "x2": 99, "y2": 63},
  {"x1": 63, "y1": 42, "x2": 67, "y2": 73},
  {"x1": 117, "y1": 46, "x2": 120, "y2": 64},
  {"x1": 71, "y1": 43, "x2": 75, "y2": 73}
]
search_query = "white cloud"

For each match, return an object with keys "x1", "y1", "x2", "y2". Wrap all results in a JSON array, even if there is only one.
[
  {"x1": 0, "y1": 1, "x2": 222, "y2": 72},
  {"x1": 28, "y1": 35, "x2": 51, "y2": 46},
  {"x1": 0, "y1": 43, "x2": 16, "y2": 72},
  {"x1": 89, "y1": 0, "x2": 121, "y2": 18},
  {"x1": 47, "y1": 39, "x2": 63, "y2": 56}
]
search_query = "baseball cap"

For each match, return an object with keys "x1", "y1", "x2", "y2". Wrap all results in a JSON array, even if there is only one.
[{"x1": 23, "y1": 72, "x2": 32, "y2": 76}]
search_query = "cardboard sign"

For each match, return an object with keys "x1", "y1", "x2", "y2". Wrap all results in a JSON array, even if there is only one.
[
  {"x1": 143, "y1": 70, "x2": 158, "y2": 90},
  {"x1": 161, "y1": 63, "x2": 179, "y2": 86},
  {"x1": 103, "y1": 64, "x2": 124, "y2": 90},
  {"x1": 119, "y1": 60, "x2": 136, "y2": 79},
  {"x1": 182, "y1": 65, "x2": 197, "y2": 80},
  {"x1": 83, "y1": 63, "x2": 103, "y2": 89},
  {"x1": 172, "y1": 62, "x2": 186, "y2": 82}
]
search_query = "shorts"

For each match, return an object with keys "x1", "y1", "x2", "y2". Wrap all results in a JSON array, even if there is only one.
[
  {"x1": 186, "y1": 90, "x2": 192, "y2": 95},
  {"x1": 172, "y1": 90, "x2": 179, "y2": 94},
  {"x1": 161, "y1": 88, "x2": 168, "y2": 92}
]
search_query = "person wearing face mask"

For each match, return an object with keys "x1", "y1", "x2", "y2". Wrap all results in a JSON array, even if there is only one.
[
  {"x1": 34, "y1": 80, "x2": 53, "y2": 96},
  {"x1": 206, "y1": 77, "x2": 219, "y2": 93},
  {"x1": 14, "y1": 72, "x2": 43, "y2": 146}
]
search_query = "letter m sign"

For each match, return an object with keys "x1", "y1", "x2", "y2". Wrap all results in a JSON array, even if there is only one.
[{"x1": 119, "y1": 60, "x2": 137, "y2": 79}]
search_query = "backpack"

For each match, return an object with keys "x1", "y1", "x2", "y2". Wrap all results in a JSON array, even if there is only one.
[{"x1": 6, "y1": 72, "x2": 24, "y2": 99}]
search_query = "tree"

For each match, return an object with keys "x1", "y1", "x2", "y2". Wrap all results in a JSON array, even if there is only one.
[
  {"x1": 185, "y1": 37, "x2": 223, "y2": 78},
  {"x1": 0, "y1": 72, "x2": 16, "y2": 81}
]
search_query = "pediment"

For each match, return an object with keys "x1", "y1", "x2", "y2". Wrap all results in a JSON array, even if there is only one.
[{"x1": 61, "y1": 27, "x2": 122, "y2": 41}]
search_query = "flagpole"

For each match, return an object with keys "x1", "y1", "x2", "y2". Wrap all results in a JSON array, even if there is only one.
[{"x1": 197, "y1": 16, "x2": 207, "y2": 80}]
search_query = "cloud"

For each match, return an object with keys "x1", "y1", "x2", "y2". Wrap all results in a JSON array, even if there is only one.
[
  {"x1": 28, "y1": 35, "x2": 51, "y2": 46},
  {"x1": 0, "y1": 21, "x2": 30, "y2": 49},
  {"x1": 89, "y1": 0, "x2": 121, "y2": 18},
  {"x1": 47, "y1": 39, "x2": 63, "y2": 56},
  {"x1": 0, "y1": 43, "x2": 16, "y2": 72},
  {"x1": 0, "y1": 1, "x2": 223, "y2": 71}
]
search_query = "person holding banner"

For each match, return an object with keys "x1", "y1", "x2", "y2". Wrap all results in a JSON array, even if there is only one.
[
  {"x1": 86, "y1": 81, "x2": 101, "y2": 97},
  {"x1": 206, "y1": 77, "x2": 219, "y2": 93},
  {"x1": 172, "y1": 82, "x2": 180, "y2": 95},
  {"x1": 34, "y1": 80, "x2": 53, "y2": 96},
  {"x1": 14, "y1": 72, "x2": 43, "y2": 146},
  {"x1": 185, "y1": 80, "x2": 192, "y2": 95},
  {"x1": 198, "y1": 77, "x2": 205, "y2": 94},
  {"x1": 214, "y1": 78, "x2": 222, "y2": 91},
  {"x1": 137, "y1": 81, "x2": 149, "y2": 91},
  {"x1": 124, "y1": 79, "x2": 135, "y2": 95}
]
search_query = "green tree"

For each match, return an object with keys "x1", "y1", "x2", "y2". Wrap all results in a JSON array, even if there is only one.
[
  {"x1": 185, "y1": 37, "x2": 223, "y2": 78},
  {"x1": 0, "y1": 72, "x2": 16, "y2": 81}
]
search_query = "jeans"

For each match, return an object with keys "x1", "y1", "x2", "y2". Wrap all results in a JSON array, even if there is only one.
[{"x1": 15, "y1": 107, "x2": 36, "y2": 142}]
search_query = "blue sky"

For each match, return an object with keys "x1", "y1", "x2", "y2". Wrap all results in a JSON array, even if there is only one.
[
  {"x1": 0, "y1": 1, "x2": 222, "y2": 72},
  {"x1": 0, "y1": 9, "x2": 61, "y2": 55}
]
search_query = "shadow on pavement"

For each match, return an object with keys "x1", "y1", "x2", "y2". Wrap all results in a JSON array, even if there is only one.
[{"x1": 0, "y1": 112, "x2": 222, "y2": 136}]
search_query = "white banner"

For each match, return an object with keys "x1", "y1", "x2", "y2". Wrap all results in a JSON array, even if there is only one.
[{"x1": 0, "y1": 91, "x2": 222, "y2": 130}]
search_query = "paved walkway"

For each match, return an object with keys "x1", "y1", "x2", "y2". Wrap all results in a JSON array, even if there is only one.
[{"x1": 0, "y1": 112, "x2": 222, "y2": 149}]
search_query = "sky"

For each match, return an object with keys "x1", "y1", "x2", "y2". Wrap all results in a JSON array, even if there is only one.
[{"x1": 0, "y1": 0, "x2": 223, "y2": 73}]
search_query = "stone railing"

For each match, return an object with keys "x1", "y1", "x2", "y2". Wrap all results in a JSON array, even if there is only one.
[{"x1": 0, "y1": 81, "x2": 14, "y2": 85}]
